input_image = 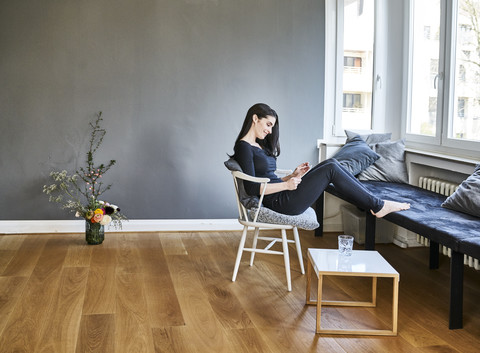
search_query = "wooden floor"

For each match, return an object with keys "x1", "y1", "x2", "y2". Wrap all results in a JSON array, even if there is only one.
[{"x1": 0, "y1": 230, "x2": 480, "y2": 353}]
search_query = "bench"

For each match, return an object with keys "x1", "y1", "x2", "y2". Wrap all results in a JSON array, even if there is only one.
[{"x1": 315, "y1": 180, "x2": 480, "y2": 330}]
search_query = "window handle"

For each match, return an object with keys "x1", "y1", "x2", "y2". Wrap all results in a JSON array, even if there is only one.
[
  {"x1": 375, "y1": 74, "x2": 382, "y2": 89},
  {"x1": 434, "y1": 72, "x2": 444, "y2": 89}
]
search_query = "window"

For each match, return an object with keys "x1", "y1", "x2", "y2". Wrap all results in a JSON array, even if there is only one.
[
  {"x1": 406, "y1": 0, "x2": 480, "y2": 155},
  {"x1": 323, "y1": 0, "x2": 378, "y2": 136},
  {"x1": 453, "y1": 0, "x2": 480, "y2": 143},
  {"x1": 343, "y1": 93, "x2": 363, "y2": 110},
  {"x1": 408, "y1": 0, "x2": 440, "y2": 138},
  {"x1": 344, "y1": 56, "x2": 363, "y2": 69}
]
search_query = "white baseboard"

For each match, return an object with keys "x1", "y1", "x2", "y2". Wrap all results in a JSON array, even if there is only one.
[{"x1": 0, "y1": 219, "x2": 243, "y2": 234}]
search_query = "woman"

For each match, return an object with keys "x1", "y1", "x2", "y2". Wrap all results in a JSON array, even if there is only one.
[{"x1": 231, "y1": 103, "x2": 410, "y2": 217}]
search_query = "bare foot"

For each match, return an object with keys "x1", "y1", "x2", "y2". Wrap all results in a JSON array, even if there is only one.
[{"x1": 371, "y1": 200, "x2": 410, "y2": 218}]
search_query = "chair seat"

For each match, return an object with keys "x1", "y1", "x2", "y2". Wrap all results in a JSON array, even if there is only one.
[{"x1": 248, "y1": 206, "x2": 319, "y2": 231}]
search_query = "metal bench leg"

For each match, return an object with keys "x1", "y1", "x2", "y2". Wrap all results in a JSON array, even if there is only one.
[
  {"x1": 315, "y1": 192, "x2": 324, "y2": 237},
  {"x1": 365, "y1": 211, "x2": 376, "y2": 250},
  {"x1": 449, "y1": 250, "x2": 463, "y2": 329},
  {"x1": 429, "y1": 240, "x2": 439, "y2": 269}
]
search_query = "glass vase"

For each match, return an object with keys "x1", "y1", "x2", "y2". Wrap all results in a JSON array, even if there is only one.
[{"x1": 85, "y1": 220, "x2": 105, "y2": 245}]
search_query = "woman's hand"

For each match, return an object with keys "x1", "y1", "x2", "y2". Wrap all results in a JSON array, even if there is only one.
[
  {"x1": 285, "y1": 177, "x2": 302, "y2": 190},
  {"x1": 292, "y1": 162, "x2": 311, "y2": 178},
  {"x1": 260, "y1": 177, "x2": 302, "y2": 195}
]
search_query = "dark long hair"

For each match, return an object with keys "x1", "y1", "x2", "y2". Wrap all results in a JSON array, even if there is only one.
[{"x1": 232, "y1": 103, "x2": 280, "y2": 157}]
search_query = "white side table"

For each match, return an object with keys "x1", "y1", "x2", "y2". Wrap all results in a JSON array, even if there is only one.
[{"x1": 306, "y1": 248, "x2": 399, "y2": 335}]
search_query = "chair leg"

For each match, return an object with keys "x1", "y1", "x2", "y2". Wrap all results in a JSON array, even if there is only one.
[
  {"x1": 293, "y1": 227, "x2": 305, "y2": 274},
  {"x1": 232, "y1": 226, "x2": 248, "y2": 282},
  {"x1": 249, "y1": 227, "x2": 260, "y2": 266},
  {"x1": 281, "y1": 229, "x2": 292, "y2": 291}
]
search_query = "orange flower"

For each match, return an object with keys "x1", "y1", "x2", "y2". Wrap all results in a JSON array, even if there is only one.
[{"x1": 92, "y1": 213, "x2": 104, "y2": 223}]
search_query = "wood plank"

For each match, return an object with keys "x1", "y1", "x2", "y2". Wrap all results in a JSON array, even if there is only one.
[
  {"x1": 0, "y1": 237, "x2": 67, "y2": 352},
  {"x1": 0, "y1": 250, "x2": 16, "y2": 274},
  {"x1": 151, "y1": 327, "x2": 197, "y2": 353},
  {"x1": 135, "y1": 233, "x2": 184, "y2": 328},
  {"x1": 159, "y1": 233, "x2": 188, "y2": 256},
  {"x1": 167, "y1": 254, "x2": 229, "y2": 352},
  {"x1": 116, "y1": 233, "x2": 143, "y2": 274},
  {"x1": 90, "y1": 247, "x2": 117, "y2": 268},
  {"x1": 256, "y1": 326, "x2": 345, "y2": 353},
  {"x1": 0, "y1": 276, "x2": 28, "y2": 336},
  {"x1": 35, "y1": 267, "x2": 89, "y2": 353},
  {"x1": 82, "y1": 266, "x2": 116, "y2": 314},
  {"x1": 75, "y1": 314, "x2": 115, "y2": 353},
  {"x1": 181, "y1": 236, "x2": 254, "y2": 330},
  {"x1": 0, "y1": 234, "x2": 26, "y2": 250},
  {"x1": 64, "y1": 240, "x2": 93, "y2": 268},
  {"x1": 224, "y1": 328, "x2": 276, "y2": 353},
  {"x1": 115, "y1": 272, "x2": 155, "y2": 353},
  {"x1": 143, "y1": 274, "x2": 185, "y2": 328},
  {"x1": 136, "y1": 233, "x2": 171, "y2": 277},
  {"x1": 1, "y1": 235, "x2": 48, "y2": 276},
  {"x1": 399, "y1": 318, "x2": 449, "y2": 348}
]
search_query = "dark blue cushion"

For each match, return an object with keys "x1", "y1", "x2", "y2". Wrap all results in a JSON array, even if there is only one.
[
  {"x1": 331, "y1": 136, "x2": 380, "y2": 176},
  {"x1": 327, "y1": 181, "x2": 480, "y2": 251}
]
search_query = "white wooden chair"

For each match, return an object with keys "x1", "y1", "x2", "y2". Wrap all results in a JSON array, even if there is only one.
[{"x1": 225, "y1": 159, "x2": 319, "y2": 291}]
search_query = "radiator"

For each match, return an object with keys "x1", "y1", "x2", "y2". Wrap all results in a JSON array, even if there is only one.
[{"x1": 416, "y1": 177, "x2": 479, "y2": 270}]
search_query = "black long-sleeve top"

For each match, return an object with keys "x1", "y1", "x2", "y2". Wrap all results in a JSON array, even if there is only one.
[{"x1": 234, "y1": 140, "x2": 282, "y2": 196}]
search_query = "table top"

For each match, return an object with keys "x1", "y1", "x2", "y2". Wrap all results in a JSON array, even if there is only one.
[{"x1": 307, "y1": 249, "x2": 399, "y2": 278}]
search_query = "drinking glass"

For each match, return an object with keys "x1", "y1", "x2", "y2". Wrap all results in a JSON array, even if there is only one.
[{"x1": 338, "y1": 235, "x2": 354, "y2": 256}]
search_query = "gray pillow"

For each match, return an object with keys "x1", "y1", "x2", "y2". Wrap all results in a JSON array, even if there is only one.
[
  {"x1": 332, "y1": 135, "x2": 380, "y2": 176},
  {"x1": 224, "y1": 158, "x2": 259, "y2": 209},
  {"x1": 441, "y1": 164, "x2": 480, "y2": 218},
  {"x1": 358, "y1": 139, "x2": 409, "y2": 184},
  {"x1": 345, "y1": 130, "x2": 392, "y2": 144}
]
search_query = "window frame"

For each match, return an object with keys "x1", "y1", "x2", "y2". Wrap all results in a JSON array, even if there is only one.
[
  {"x1": 324, "y1": 0, "x2": 387, "y2": 139},
  {"x1": 404, "y1": 0, "x2": 480, "y2": 158}
]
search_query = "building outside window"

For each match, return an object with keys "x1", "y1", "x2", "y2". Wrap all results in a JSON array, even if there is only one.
[
  {"x1": 343, "y1": 93, "x2": 363, "y2": 111},
  {"x1": 458, "y1": 97, "x2": 466, "y2": 118}
]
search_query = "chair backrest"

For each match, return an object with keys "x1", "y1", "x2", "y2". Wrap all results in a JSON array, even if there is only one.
[
  {"x1": 224, "y1": 159, "x2": 259, "y2": 207},
  {"x1": 224, "y1": 158, "x2": 269, "y2": 223},
  {"x1": 231, "y1": 170, "x2": 270, "y2": 223}
]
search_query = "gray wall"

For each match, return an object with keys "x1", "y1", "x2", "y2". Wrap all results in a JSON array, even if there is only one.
[{"x1": 0, "y1": 0, "x2": 325, "y2": 220}]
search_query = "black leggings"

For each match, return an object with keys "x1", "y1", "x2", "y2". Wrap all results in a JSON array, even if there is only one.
[{"x1": 262, "y1": 159, "x2": 384, "y2": 215}]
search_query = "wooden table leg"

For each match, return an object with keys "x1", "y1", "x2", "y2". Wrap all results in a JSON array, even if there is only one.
[
  {"x1": 392, "y1": 277, "x2": 399, "y2": 334},
  {"x1": 316, "y1": 274, "x2": 323, "y2": 334},
  {"x1": 306, "y1": 257, "x2": 312, "y2": 304}
]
